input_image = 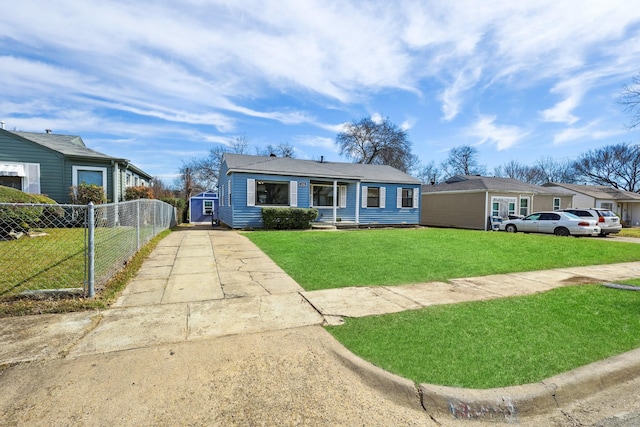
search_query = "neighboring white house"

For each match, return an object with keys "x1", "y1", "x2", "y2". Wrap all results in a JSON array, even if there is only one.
[{"x1": 543, "y1": 182, "x2": 640, "y2": 227}]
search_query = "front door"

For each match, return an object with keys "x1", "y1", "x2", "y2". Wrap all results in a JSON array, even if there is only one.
[{"x1": 491, "y1": 197, "x2": 517, "y2": 219}]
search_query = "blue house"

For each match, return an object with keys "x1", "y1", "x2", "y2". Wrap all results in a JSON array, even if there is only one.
[
  {"x1": 189, "y1": 191, "x2": 219, "y2": 225},
  {"x1": 218, "y1": 154, "x2": 421, "y2": 229}
]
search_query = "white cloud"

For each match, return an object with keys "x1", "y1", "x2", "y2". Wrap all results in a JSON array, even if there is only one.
[
  {"x1": 440, "y1": 66, "x2": 482, "y2": 121},
  {"x1": 370, "y1": 113, "x2": 384, "y2": 124},
  {"x1": 467, "y1": 116, "x2": 529, "y2": 150},
  {"x1": 553, "y1": 121, "x2": 626, "y2": 144}
]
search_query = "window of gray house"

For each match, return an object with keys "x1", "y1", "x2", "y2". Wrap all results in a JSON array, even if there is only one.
[{"x1": 77, "y1": 170, "x2": 104, "y2": 186}]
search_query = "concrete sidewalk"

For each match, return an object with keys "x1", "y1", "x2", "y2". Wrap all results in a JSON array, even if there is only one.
[{"x1": 2, "y1": 226, "x2": 640, "y2": 424}]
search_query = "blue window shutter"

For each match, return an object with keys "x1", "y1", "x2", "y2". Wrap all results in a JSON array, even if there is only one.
[
  {"x1": 247, "y1": 179, "x2": 255, "y2": 207},
  {"x1": 290, "y1": 181, "x2": 297, "y2": 207},
  {"x1": 380, "y1": 187, "x2": 386, "y2": 208},
  {"x1": 220, "y1": 184, "x2": 224, "y2": 206},
  {"x1": 361, "y1": 186, "x2": 368, "y2": 208},
  {"x1": 339, "y1": 185, "x2": 347, "y2": 208}
]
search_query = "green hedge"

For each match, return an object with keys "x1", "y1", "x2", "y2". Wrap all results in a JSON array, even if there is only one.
[
  {"x1": 0, "y1": 187, "x2": 61, "y2": 232},
  {"x1": 161, "y1": 197, "x2": 185, "y2": 224},
  {"x1": 70, "y1": 184, "x2": 106, "y2": 204},
  {"x1": 261, "y1": 208, "x2": 318, "y2": 230}
]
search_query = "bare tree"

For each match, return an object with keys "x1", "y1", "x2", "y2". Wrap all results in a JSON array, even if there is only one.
[
  {"x1": 229, "y1": 134, "x2": 251, "y2": 154},
  {"x1": 441, "y1": 145, "x2": 487, "y2": 179},
  {"x1": 414, "y1": 161, "x2": 442, "y2": 185},
  {"x1": 256, "y1": 142, "x2": 296, "y2": 158},
  {"x1": 494, "y1": 160, "x2": 540, "y2": 183},
  {"x1": 151, "y1": 177, "x2": 177, "y2": 199},
  {"x1": 176, "y1": 135, "x2": 254, "y2": 196},
  {"x1": 531, "y1": 157, "x2": 578, "y2": 184},
  {"x1": 573, "y1": 143, "x2": 640, "y2": 192},
  {"x1": 336, "y1": 117, "x2": 413, "y2": 172},
  {"x1": 619, "y1": 72, "x2": 640, "y2": 129}
]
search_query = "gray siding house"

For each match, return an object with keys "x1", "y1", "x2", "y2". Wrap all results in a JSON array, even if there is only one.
[
  {"x1": 543, "y1": 182, "x2": 640, "y2": 227},
  {"x1": 218, "y1": 154, "x2": 422, "y2": 229},
  {"x1": 0, "y1": 129, "x2": 152, "y2": 203},
  {"x1": 421, "y1": 175, "x2": 573, "y2": 230}
]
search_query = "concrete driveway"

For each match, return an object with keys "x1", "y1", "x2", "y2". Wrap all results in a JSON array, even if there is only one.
[{"x1": 2, "y1": 226, "x2": 640, "y2": 426}]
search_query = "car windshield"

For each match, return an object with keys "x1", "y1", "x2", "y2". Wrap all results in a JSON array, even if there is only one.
[
  {"x1": 563, "y1": 212, "x2": 580, "y2": 219},
  {"x1": 599, "y1": 210, "x2": 616, "y2": 217}
]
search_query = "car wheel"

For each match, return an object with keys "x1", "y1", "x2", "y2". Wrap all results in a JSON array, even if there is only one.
[
  {"x1": 505, "y1": 224, "x2": 517, "y2": 233},
  {"x1": 554, "y1": 227, "x2": 570, "y2": 237}
]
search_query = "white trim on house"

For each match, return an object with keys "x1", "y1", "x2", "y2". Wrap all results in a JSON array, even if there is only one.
[
  {"x1": 72, "y1": 165, "x2": 108, "y2": 197},
  {"x1": 290, "y1": 180, "x2": 298, "y2": 207},
  {"x1": 247, "y1": 179, "x2": 255, "y2": 207},
  {"x1": 0, "y1": 162, "x2": 40, "y2": 194}
]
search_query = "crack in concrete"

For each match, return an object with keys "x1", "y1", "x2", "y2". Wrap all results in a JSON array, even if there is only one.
[{"x1": 59, "y1": 313, "x2": 104, "y2": 359}]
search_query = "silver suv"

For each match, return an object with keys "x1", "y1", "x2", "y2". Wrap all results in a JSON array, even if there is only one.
[{"x1": 557, "y1": 208, "x2": 621, "y2": 236}]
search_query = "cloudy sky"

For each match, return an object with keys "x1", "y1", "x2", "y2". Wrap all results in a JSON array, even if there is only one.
[{"x1": 2, "y1": 1, "x2": 640, "y2": 183}]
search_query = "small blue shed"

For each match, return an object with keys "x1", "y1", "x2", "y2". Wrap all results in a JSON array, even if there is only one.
[{"x1": 189, "y1": 191, "x2": 219, "y2": 225}]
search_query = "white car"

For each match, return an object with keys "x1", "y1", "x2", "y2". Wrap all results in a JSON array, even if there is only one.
[
  {"x1": 499, "y1": 211, "x2": 601, "y2": 237},
  {"x1": 557, "y1": 208, "x2": 622, "y2": 236}
]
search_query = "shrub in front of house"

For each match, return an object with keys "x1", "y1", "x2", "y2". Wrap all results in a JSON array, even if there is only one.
[
  {"x1": 161, "y1": 197, "x2": 185, "y2": 224},
  {"x1": 125, "y1": 186, "x2": 155, "y2": 200},
  {"x1": 261, "y1": 208, "x2": 318, "y2": 230},
  {"x1": 70, "y1": 184, "x2": 106, "y2": 205},
  {"x1": 0, "y1": 186, "x2": 61, "y2": 234}
]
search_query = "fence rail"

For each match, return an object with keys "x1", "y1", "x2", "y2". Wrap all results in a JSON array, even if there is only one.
[{"x1": 0, "y1": 199, "x2": 176, "y2": 300}]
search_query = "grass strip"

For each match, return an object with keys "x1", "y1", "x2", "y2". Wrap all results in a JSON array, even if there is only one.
[
  {"x1": 245, "y1": 228, "x2": 640, "y2": 291},
  {"x1": 326, "y1": 285, "x2": 640, "y2": 388},
  {"x1": 0, "y1": 229, "x2": 172, "y2": 317}
]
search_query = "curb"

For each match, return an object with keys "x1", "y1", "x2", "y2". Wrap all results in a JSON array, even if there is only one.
[
  {"x1": 320, "y1": 329, "x2": 423, "y2": 412},
  {"x1": 323, "y1": 325, "x2": 640, "y2": 422},
  {"x1": 420, "y1": 346, "x2": 640, "y2": 421}
]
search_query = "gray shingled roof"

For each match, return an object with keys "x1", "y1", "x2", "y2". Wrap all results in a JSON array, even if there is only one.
[
  {"x1": 544, "y1": 182, "x2": 640, "y2": 201},
  {"x1": 223, "y1": 153, "x2": 421, "y2": 184},
  {"x1": 422, "y1": 175, "x2": 566, "y2": 195},
  {"x1": 12, "y1": 131, "x2": 126, "y2": 162}
]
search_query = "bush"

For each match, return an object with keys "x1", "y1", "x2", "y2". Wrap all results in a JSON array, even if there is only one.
[
  {"x1": 125, "y1": 186, "x2": 154, "y2": 200},
  {"x1": 261, "y1": 208, "x2": 318, "y2": 230},
  {"x1": 0, "y1": 187, "x2": 60, "y2": 233},
  {"x1": 70, "y1": 184, "x2": 106, "y2": 205},
  {"x1": 160, "y1": 197, "x2": 185, "y2": 224}
]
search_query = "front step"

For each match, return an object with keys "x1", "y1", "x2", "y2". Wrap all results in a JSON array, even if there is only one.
[{"x1": 311, "y1": 223, "x2": 338, "y2": 230}]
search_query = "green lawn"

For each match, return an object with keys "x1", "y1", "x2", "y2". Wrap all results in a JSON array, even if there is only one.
[
  {"x1": 0, "y1": 226, "x2": 143, "y2": 297},
  {"x1": 326, "y1": 285, "x2": 640, "y2": 388},
  {"x1": 245, "y1": 228, "x2": 640, "y2": 291},
  {"x1": 246, "y1": 228, "x2": 640, "y2": 388},
  {"x1": 620, "y1": 227, "x2": 640, "y2": 238},
  {"x1": 0, "y1": 228, "x2": 86, "y2": 296}
]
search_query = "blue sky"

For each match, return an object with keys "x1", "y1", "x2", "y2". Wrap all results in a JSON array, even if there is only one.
[{"x1": 2, "y1": 1, "x2": 640, "y2": 184}]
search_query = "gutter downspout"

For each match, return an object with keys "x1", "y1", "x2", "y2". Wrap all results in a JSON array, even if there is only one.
[
  {"x1": 112, "y1": 161, "x2": 119, "y2": 203},
  {"x1": 484, "y1": 191, "x2": 489, "y2": 231}
]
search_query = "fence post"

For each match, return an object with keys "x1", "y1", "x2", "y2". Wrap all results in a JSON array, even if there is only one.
[{"x1": 87, "y1": 202, "x2": 95, "y2": 298}]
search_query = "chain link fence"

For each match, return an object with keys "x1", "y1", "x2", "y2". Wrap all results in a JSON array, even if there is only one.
[{"x1": 0, "y1": 199, "x2": 176, "y2": 300}]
